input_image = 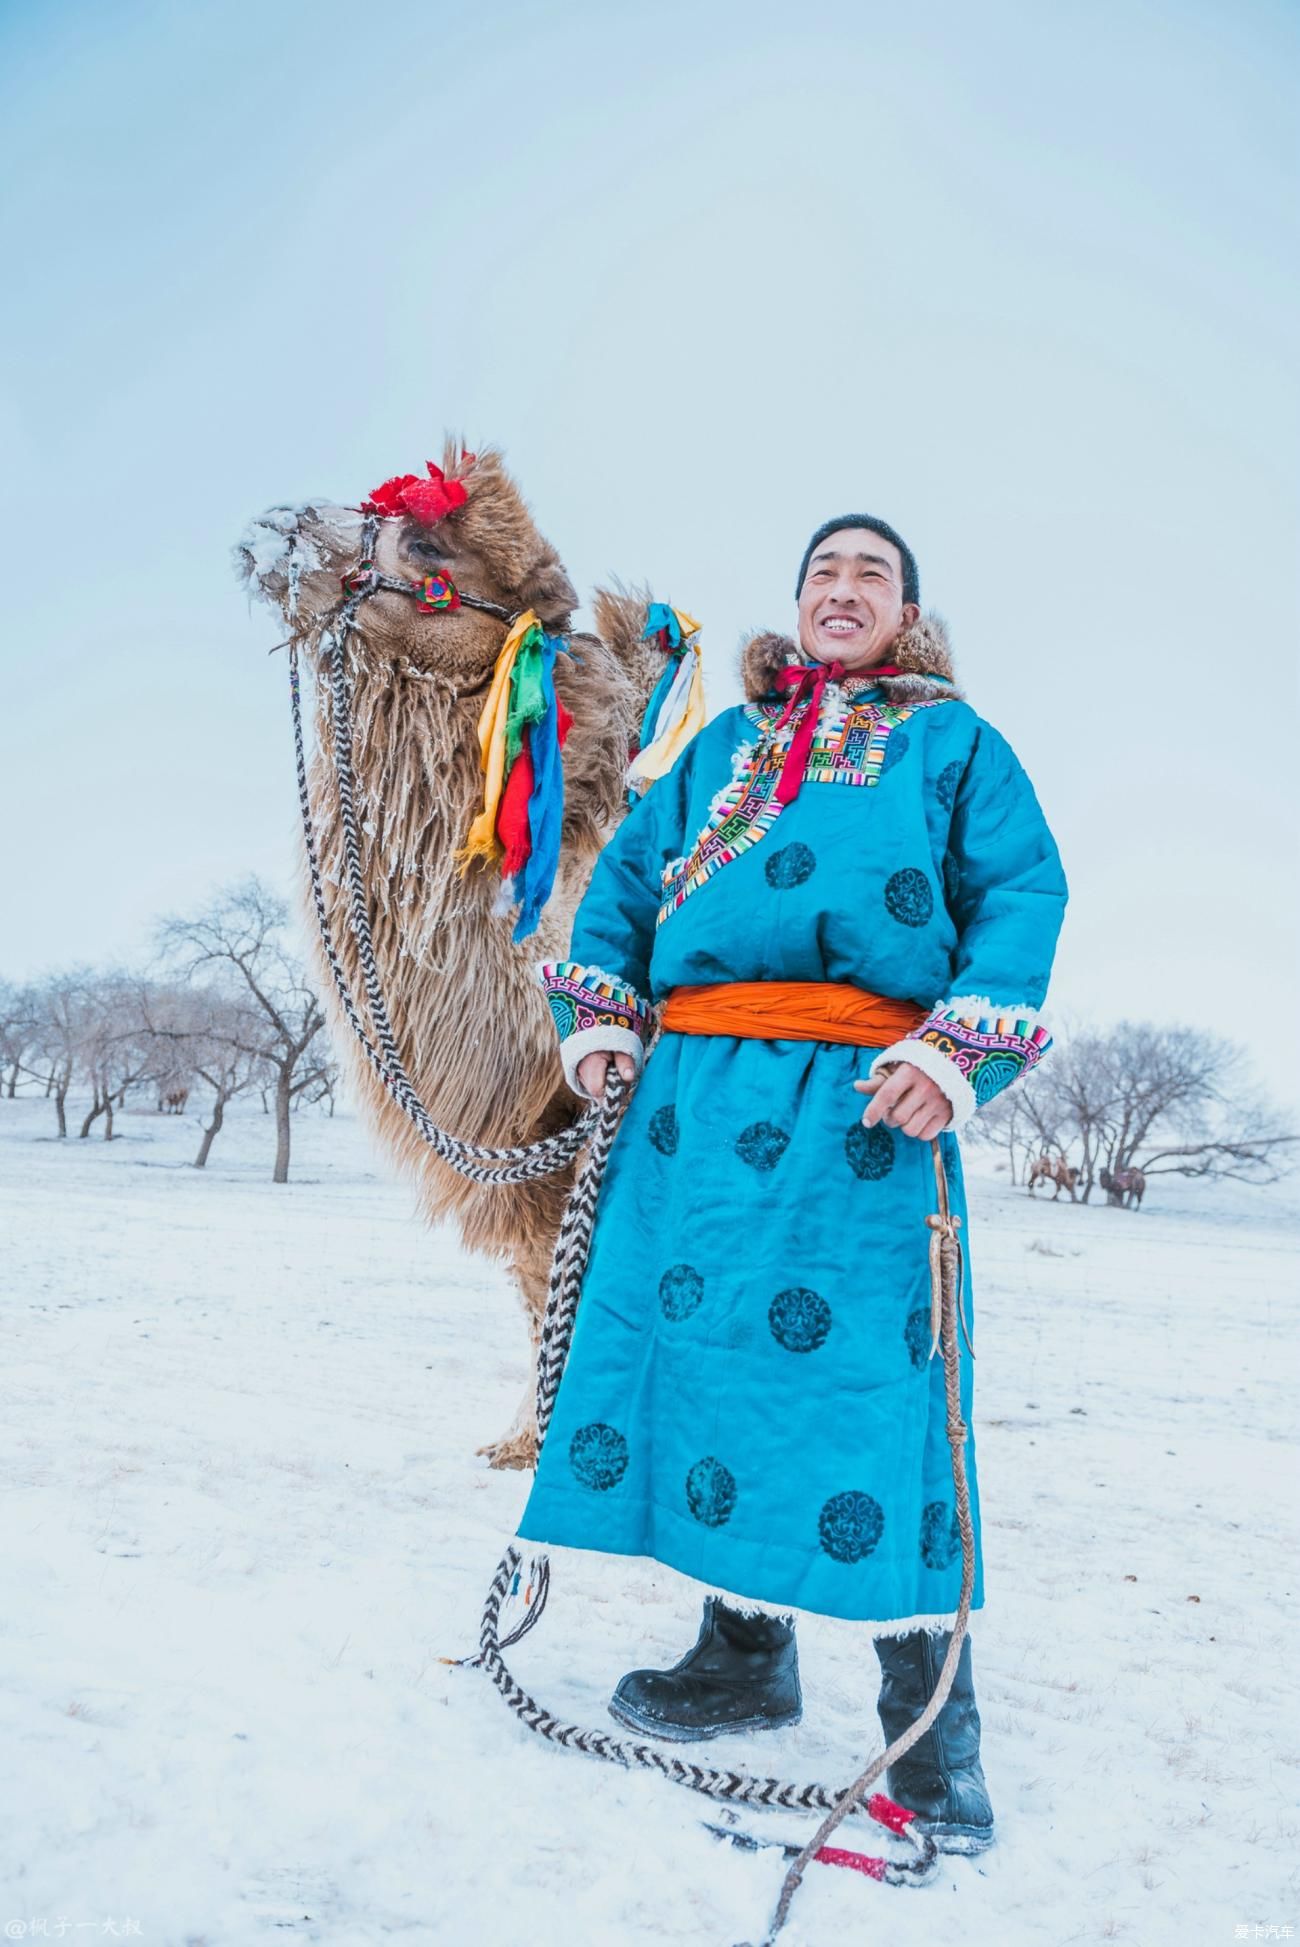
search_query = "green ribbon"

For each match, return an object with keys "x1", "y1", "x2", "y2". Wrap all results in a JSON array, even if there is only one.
[{"x1": 504, "y1": 622, "x2": 548, "y2": 766}]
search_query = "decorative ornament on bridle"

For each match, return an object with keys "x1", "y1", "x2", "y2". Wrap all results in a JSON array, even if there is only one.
[{"x1": 325, "y1": 458, "x2": 574, "y2": 946}]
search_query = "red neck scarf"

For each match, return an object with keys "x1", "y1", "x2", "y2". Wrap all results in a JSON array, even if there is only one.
[{"x1": 771, "y1": 660, "x2": 903, "y2": 804}]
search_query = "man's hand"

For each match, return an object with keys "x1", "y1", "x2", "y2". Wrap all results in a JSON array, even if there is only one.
[
  {"x1": 576, "y1": 1049, "x2": 639, "y2": 1101},
  {"x1": 853, "y1": 1061, "x2": 951, "y2": 1140}
]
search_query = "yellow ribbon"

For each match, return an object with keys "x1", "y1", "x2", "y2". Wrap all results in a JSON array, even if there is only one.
[
  {"x1": 457, "y1": 608, "x2": 541, "y2": 872},
  {"x1": 629, "y1": 609, "x2": 707, "y2": 784}
]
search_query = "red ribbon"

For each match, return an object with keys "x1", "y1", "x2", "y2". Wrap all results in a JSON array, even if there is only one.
[
  {"x1": 772, "y1": 659, "x2": 906, "y2": 804},
  {"x1": 494, "y1": 698, "x2": 574, "y2": 878},
  {"x1": 772, "y1": 659, "x2": 844, "y2": 804}
]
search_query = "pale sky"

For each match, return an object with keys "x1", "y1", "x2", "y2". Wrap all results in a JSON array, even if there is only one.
[{"x1": 2, "y1": 0, "x2": 1297, "y2": 1099}]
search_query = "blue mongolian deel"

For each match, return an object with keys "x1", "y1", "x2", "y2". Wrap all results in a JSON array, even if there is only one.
[{"x1": 517, "y1": 675, "x2": 1068, "y2": 1626}]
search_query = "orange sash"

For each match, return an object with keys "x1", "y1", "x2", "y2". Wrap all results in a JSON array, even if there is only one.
[{"x1": 661, "y1": 980, "x2": 928, "y2": 1048}]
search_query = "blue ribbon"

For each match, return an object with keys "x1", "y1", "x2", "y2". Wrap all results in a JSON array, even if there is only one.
[
  {"x1": 511, "y1": 630, "x2": 566, "y2": 941},
  {"x1": 641, "y1": 601, "x2": 684, "y2": 650}
]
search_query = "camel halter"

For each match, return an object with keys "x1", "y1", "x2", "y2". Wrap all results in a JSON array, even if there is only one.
[{"x1": 282, "y1": 520, "x2": 979, "y2": 1941}]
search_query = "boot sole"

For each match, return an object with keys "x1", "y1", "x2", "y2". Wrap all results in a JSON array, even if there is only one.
[
  {"x1": 606, "y1": 1694, "x2": 804, "y2": 1743},
  {"x1": 914, "y1": 1821, "x2": 996, "y2": 1856}
]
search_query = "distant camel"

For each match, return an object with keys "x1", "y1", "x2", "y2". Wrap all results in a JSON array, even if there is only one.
[
  {"x1": 158, "y1": 1085, "x2": 190, "y2": 1116},
  {"x1": 1028, "y1": 1151, "x2": 1078, "y2": 1200},
  {"x1": 1100, "y1": 1164, "x2": 1146, "y2": 1209}
]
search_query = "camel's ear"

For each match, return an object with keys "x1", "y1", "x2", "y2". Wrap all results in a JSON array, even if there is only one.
[{"x1": 521, "y1": 553, "x2": 578, "y2": 632}]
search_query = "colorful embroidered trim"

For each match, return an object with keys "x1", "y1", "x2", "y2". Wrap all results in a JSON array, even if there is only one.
[
  {"x1": 658, "y1": 739, "x2": 787, "y2": 923},
  {"x1": 538, "y1": 961, "x2": 653, "y2": 1045},
  {"x1": 803, "y1": 702, "x2": 914, "y2": 785},
  {"x1": 658, "y1": 697, "x2": 939, "y2": 927},
  {"x1": 907, "y1": 1002, "x2": 1052, "y2": 1106},
  {"x1": 456, "y1": 610, "x2": 573, "y2": 940},
  {"x1": 628, "y1": 604, "x2": 706, "y2": 794}
]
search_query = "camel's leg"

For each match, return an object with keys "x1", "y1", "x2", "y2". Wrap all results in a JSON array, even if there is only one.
[
  {"x1": 474, "y1": 1220, "x2": 559, "y2": 1473},
  {"x1": 475, "y1": 1305, "x2": 542, "y2": 1473}
]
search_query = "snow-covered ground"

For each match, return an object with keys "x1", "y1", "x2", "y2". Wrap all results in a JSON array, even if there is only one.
[{"x1": 1, "y1": 1094, "x2": 1296, "y2": 1947}]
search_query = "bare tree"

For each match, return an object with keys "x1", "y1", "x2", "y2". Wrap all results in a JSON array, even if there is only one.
[
  {"x1": 1115, "y1": 1047, "x2": 1297, "y2": 1187},
  {"x1": 1038, "y1": 1028, "x2": 1124, "y2": 1203},
  {"x1": 137, "y1": 982, "x2": 262, "y2": 1167},
  {"x1": 24, "y1": 971, "x2": 99, "y2": 1137},
  {"x1": 0, "y1": 982, "x2": 41, "y2": 1099},
  {"x1": 965, "y1": 1075, "x2": 1031, "y2": 1182},
  {"x1": 73, "y1": 974, "x2": 162, "y2": 1139},
  {"x1": 157, "y1": 878, "x2": 328, "y2": 1183},
  {"x1": 975, "y1": 1018, "x2": 1296, "y2": 1208}
]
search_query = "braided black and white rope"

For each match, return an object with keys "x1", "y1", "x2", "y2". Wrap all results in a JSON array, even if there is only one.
[
  {"x1": 534, "y1": 1071, "x2": 629, "y2": 1431},
  {"x1": 460, "y1": 1127, "x2": 978, "y2": 1938},
  {"x1": 473, "y1": 1543, "x2": 924, "y2": 1824},
  {"x1": 287, "y1": 609, "x2": 597, "y2": 1183}
]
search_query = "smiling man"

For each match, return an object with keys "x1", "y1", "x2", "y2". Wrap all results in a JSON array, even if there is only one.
[{"x1": 517, "y1": 512, "x2": 1069, "y2": 1855}]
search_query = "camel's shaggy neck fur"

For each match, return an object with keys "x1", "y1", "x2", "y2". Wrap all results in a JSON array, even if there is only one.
[{"x1": 241, "y1": 450, "x2": 674, "y2": 1469}]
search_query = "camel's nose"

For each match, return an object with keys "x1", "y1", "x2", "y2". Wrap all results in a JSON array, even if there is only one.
[{"x1": 235, "y1": 505, "x2": 311, "y2": 606}]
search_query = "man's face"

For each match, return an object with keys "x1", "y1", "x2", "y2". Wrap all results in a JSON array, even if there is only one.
[{"x1": 796, "y1": 527, "x2": 920, "y2": 669}]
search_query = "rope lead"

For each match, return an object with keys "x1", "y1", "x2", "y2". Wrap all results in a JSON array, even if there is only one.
[{"x1": 464, "y1": 1104, "x2": 975, "y2": 1940}]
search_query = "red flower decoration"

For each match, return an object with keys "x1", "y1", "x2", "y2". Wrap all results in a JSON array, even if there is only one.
[{"x1": 361, "y1": 460, "x2": 469, "y2": 524}]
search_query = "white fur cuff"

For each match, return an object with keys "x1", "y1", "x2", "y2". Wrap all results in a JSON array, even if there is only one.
[
  {"x1": 868, "y1": 1037, "x2": 976, "y2": 1132},
  {"x1": 560, "y1": 1025, "x2": 647, "y2": 1102}
]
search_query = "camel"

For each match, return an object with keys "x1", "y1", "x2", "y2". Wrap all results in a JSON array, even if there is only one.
[
  {"x1": 1027, "y1": 1150, "x2": 1078, "y2": 1200},
  {"x1": 236, "y1": 441, "x2": 678, "y2": 1470},
  {"x1": 1100, "y1": 1164, "x2": 1146, "y2": 1209}
]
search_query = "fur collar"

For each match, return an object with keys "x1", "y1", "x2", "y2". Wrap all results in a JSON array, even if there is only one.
[{"x1": 738, "y1": 610, "x2": 964, "y2": 707}]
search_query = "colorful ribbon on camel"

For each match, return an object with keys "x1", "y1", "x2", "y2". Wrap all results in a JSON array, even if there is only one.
[
  {"x1": 627, "y1": 604, "x2": 706, "y2": 797},
  {"x1": 457, "y1": 609, "x2": 573, "y2": 941}
]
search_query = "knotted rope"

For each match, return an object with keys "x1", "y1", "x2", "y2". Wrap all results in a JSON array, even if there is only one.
[{"x1": 287, "y1": 576, "x2": 979, "y2": 1937}]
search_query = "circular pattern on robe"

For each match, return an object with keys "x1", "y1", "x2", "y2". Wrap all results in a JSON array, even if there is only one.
[
  {"x1": 735, "y1": 1121, "x2": 790, "y2": 1171},
  {"x1": 936, "y1": 759, "x2": 964, "y2": 810},
  {"x1": 818, "y1": 1490, "x2": 885, "y2": 1564},
  {"x1": 648, "y1": 1104, "x2": 679, "y2": 1155},
  {"x1": 686, "y1": 1456, "x2": 737, "y2": 1528},
  {"x1": 569, "y1": 1422, "x2": 629, "y2": 1492},
  {"x1": 880, "y1": 728, "x2": 910, "y2": 773},
  {"x1": 845, "y1": 1120, "x2": 895, "y2": 1181},
  {"x1": 970, "y1": 1050, "x2": 1026, "y2": 1104},
  {"x1": 904, "y1": 1306, "x2": 932, "y2": 1371},
  {"x1": 920, "y1": 1499, "x2": 961, "y2": 1570},
  {"x1": 768, "y1": 1286, "x2": 832, "y2": 1353},
  {"x1": 883, "y1": 867, "x2": 934, "y2": 928},
  {"x1": 659, "y1": 1263, "x2": 705, "y2": 1321},
  {"x1": 764, "y1": 842, "x2": 817, "y2": 889}
]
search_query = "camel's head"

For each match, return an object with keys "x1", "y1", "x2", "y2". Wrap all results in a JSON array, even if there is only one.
[{"x1": 235, "y1": 441, "x2": 579, "y2": 685}]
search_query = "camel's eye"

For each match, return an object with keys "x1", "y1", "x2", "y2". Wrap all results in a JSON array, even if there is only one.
[{"x1": 405, "y1": 534, "x2": 449, "y2": 561}]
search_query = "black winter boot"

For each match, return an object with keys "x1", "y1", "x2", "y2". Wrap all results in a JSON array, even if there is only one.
[
  {"x1": 607, "y1": 1597, "x2": 802, "y2": 1742},
  {"x1": 873, "y1": 1626, "x2": 995, "y2": 1854}
]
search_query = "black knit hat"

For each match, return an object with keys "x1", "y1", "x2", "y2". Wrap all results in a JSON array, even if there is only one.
[{"x1": 795, "y1": 515, "x2": 920, "y2": 607}]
